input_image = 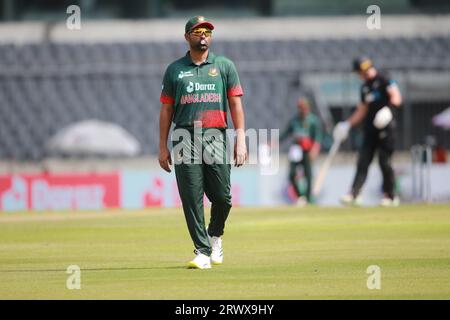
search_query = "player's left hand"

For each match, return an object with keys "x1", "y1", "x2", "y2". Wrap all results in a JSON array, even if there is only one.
[{"x1": 234, "y1": 139, "x2": 247, "y2": 167}]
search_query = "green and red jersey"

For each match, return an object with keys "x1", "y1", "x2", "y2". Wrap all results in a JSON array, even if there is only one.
[
  {"x1": 160, "y1": 51, "x2": 243, "y2": 128},
  {"x1": 280, "y1": 113, "x2": 322, "y2": 152}
]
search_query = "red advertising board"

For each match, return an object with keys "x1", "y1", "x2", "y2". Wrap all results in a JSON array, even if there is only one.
[{"x1": 0, "y1": 173, "x2": 120, "y2": 211}]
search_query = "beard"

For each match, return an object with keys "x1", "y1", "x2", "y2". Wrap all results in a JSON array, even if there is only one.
[{"x1": 193, "y1": 39, "x2": 209, "y2": 51}]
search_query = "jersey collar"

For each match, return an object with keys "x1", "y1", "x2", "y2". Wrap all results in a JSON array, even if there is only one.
[{"x1": 184, "y1": 51, "x2": 216, "y2": 66}]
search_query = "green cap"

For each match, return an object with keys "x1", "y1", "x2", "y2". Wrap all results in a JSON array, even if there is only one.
[{"x1": 185, "y1": 16, "x2": 215, "y2": 33}]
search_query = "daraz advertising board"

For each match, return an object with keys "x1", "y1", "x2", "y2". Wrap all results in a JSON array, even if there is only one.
[
  {"x1": 0, "y1": 169, "x2": 260, "y2": 212},
  {"x1": 0, "y1": 173, "x2": 120, "y2": 211},
  {"x1": 1, "y1": 164, "x2": 449, "y2": 212}
]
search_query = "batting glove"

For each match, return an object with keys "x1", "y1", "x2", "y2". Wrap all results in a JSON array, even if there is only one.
[{"x1": 333, "y1": 121, "x2": 351, "y2": 142}]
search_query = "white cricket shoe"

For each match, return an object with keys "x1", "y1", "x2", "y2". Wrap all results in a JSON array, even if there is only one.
[
  {"x1": 340, "y1": 194, "x2": 362, "y2": 206},
  {"x1": 208, "y1": 235, "x2": 223, "y2": 265},
  {"x1": 187, "y1": 250, "x2": 211, "y2": 269},
  {"x1": 380, "y1": 195, "x2": 400, "y2": 207}
]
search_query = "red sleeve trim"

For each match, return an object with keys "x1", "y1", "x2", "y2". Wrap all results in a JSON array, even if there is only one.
[
  {"x1": 227, "y1": 85, "x2": 243, "y2": 97},
  {"x1": 160, "y1": 94, "x2": 174, "y2": 105}
]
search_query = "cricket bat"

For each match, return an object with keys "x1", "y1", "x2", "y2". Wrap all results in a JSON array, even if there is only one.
[{"x1": 312, "y1": 140, "x2": 341, "y2": 197}]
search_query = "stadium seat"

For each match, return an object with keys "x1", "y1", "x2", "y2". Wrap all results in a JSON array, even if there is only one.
[{"x1": 0, "y1": 36, "x2": 449, "y2": 160}]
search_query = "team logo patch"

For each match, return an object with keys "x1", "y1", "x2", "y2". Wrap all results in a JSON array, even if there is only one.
[{"x1": 208, "y1": 68, "x2": 219, "y2": 77}]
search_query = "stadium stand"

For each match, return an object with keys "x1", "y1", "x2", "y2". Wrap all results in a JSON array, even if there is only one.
[{"x1": 0, "y1": 35, "x2": 449, "y2": 160}]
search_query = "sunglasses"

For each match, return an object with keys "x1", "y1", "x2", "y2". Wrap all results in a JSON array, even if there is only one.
[{"x1": 190, "y1": 28, "x2": 212, "y2": 37}]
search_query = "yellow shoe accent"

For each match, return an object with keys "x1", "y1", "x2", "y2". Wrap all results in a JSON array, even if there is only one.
[
  {"x1": 187, "y1": 253, "x2": 211, "y2": 269},
  {"x1": 187, "y1": 261, "x2": 200, "y2": 269}
]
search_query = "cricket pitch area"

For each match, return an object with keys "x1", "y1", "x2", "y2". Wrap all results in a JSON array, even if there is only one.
[{"x1": 1, "y1": 204, "x2": 449, "y2": 299}]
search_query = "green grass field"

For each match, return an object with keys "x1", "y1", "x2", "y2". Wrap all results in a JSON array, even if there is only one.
[{"x1": 0, "y1": 205, "x2": 449, "y2": 299}]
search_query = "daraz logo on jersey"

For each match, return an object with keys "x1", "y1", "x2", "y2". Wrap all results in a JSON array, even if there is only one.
[{"x1": 185, "y1": 82, "x2": 216, "y2": 93}]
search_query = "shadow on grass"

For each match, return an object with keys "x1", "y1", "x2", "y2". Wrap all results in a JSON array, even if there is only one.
[{"x1": 0, "y1": 266, "x2": 188, "y2": 273}]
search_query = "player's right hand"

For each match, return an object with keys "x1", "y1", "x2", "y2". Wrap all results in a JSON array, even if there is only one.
[
  {"x1": 158, "y1": 147, "x2": 172, "y2": 172},
  {"x1": 333, "y1": 121, "x2": 351, "y2": 142}
]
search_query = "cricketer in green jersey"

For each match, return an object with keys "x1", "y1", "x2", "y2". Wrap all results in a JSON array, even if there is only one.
[
  {"x1": 280, "y1": 97, "x2": 322, "y2": 205},
  {"x1": 158, "y1": 16, "x2": 247, "y2": 269}
]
